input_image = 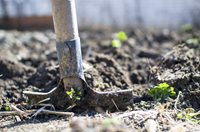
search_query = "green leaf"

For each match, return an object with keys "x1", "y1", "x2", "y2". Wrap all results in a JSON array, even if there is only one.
[
  {"x1": 186, "y1": 38, "x2": 199, "y2": 45},
  {"x1": 66, "y1": 88, "x2": 81, "y2": 101},
  {"x1": 158, "y1": 82, "x2": 169, "y2": 88},
  {"x1": 116, "y1": 31, "x2": 128, "y2": 41},
  {"x1": 77, "y1": 91, "x2": 81, "y2": 96},
  {"x1": 148, "y1": 83, "x2": 176, "y2": 101},
  {"x1": 112, "y1": 39, "x2": 121, "y2": 48},
  {"x1": 66, "y1": 88, "x2": 75, "y2": 98},
  {"x1": 75, "y1": 96, "x2": 81, "y2": 101},
  {"x1": 187, "y1": 112, "x2": 200, "y2": 118},
  {"x1": 177, "y1": 108, "x2": 200, "y2": 123},
  {"x1": 4, "y1": 105, "x2": 11, "y2": 111},
  {"x1": 181, "y1": 24, "x2": 193, "y2": 32},
  {"x1": 177, "y1": 112, "x2": 184, "y2": 119},
  {"x1": 178, "y1": 112, "x2": 200, "y2": 122}
]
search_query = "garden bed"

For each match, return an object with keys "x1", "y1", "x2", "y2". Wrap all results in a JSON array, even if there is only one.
[{"x1": 0, "y1": 29, "x2": 200, "y2": 131}]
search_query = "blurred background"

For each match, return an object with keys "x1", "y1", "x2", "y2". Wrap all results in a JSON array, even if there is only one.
[{"x1": 0, "y1": 0, "x2": 200, "y2": 30}]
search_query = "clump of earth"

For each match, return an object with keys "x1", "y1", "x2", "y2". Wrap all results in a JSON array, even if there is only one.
[{"x1": 151, "y1": 44, "x2": 200, "y2": 109}]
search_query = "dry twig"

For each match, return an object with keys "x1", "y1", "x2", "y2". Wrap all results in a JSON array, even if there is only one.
[
  {"x1": 111, "y1": 99, "x2": 120, "y2": 112},
  {"x1": 10, "y1": 104, "x2": 29, "y2": 118},
  {"x1": 31, "y1": 104, "x2": 55, "y2": 118},
  {"x1": 116, "y1": 110, "x2": 158, "y2": 119},
  {"x1": 0, "y1": 109, "x2": 74, "y2": 117},
  {"x1": 174, "y1": 91, "x2": 182, "y2": 112}
]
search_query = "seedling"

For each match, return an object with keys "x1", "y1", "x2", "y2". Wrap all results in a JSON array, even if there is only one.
[
  {"x1": 66, "y1": 87, "x2": 81, "y2": 101},
  {"x1": 111, "y1": 31, "x2": 128, "y2": 48},
  {"x1": 116, "y1": 31, "x2": 128, "y2": 42},
  {"x1": 181, "y1": 24, "x2": 193, "y2": 32},
  {"x1": 1, "y1": 98, "x2": 11, "y2": 111},
  {"x1": 186, "y1": 38, "x2": 199, "y2": 44},
  {"x1": 4, "y1": 105, "x2": 11, "y2": 111},
  {"x1": 148, "y1": 83, "x2": 176, "y2": 101},
  {"x1": 177, "y1": 108, "x2": 200, "y2": 123},
  {"x1": 185, "y1": 38, "x2": 199, "y2": 46},
  {"x1": 112, "y1": 39, "x2": 121, "y2": 48}
]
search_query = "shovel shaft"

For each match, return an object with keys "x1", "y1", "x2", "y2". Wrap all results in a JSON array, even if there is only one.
[{"x1": 52, "y1": 0, "x2": 79, "y2": 41}]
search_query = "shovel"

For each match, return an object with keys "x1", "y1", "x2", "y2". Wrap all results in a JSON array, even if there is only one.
[{"x1": 24, "y1": 0, "x2": 136, "y2": 110}]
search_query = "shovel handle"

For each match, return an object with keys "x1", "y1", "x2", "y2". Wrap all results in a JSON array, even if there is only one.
[{"x1": 52, "y1": 0, "x2": 79, "y2": 41}]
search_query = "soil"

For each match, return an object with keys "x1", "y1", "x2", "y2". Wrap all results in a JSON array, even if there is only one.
[{"x1": 0, "y1": 29, "x2": 200, "y2": 131}]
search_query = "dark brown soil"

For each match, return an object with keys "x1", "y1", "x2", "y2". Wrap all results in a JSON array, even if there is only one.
[
  {"x1": 85, "y1": 53, "x2": 132, "y2": 92},
  {"x1": 1, "y1": 29, "x2": 200, "y2": 131},
  {"x1": 151, "y1": 44, "x2": 200, "y2": 109}
]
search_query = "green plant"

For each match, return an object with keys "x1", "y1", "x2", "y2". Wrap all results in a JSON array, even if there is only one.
[
  {"x1": 148, "y1": 83, "x2": 176, "y2": 101},
  {"x1": 111, "y1": 31, "x2": 128, "y2": 48},
  {"x1": 1, "y1": 98, "x2": 11, "y2": 111},
  {"x1": 181, "y1": 24, "x2": 193, "y2": 32},
  {"x1": 185, "y1": 37, "x2": 200, "y2": 48},
  {"x1": 177, "y1": 108, "x2": 200, "y2": 123},
  {"x1": 116, "y1": 31, "x2": 128, "y2": 42},
  {"x1": 66, "y1": 88, "x2": 81, "y2": 101},
  {"x1": 112, "y1": 39, "x2": 121, "y2": 48},
  {"x1": 4, "y1": 105, "x2": 11, "y2": 111},
  {"x1": 186, "y1": 38, "x2": 199, "y2": 45}
]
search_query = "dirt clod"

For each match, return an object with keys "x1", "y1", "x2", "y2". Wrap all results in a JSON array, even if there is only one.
[{"x1": 151, "y1": 45, "x2": 200, "y2": 108}]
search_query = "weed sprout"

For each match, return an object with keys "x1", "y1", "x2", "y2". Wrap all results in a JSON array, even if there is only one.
[
  {"x1": 148, "y1": 82, "x2": 176, "y2": 101},
  {"x1": 111, "y1": 31, "x2": 128, "y2": 48}
]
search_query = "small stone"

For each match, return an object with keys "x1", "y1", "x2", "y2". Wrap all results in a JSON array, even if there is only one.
[
  {"x1": 144, "y1": 119, "x2": 158, "y2": 132},
  {"x1": 169, "y1": 123, "x2": 187, "y2": 132}
]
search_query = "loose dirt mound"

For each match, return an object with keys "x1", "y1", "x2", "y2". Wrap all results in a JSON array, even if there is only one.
[
  {"x1": 85, "y1": 53, "x2": 132, "y2": 92},
  {"x1": 151, "y1": 45, "x2": 200, "y2": 108}
]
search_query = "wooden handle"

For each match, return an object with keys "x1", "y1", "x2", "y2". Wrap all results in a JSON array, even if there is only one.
[{"x1": 51, "y1": 0, "x2": 79, "y2": 41}]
